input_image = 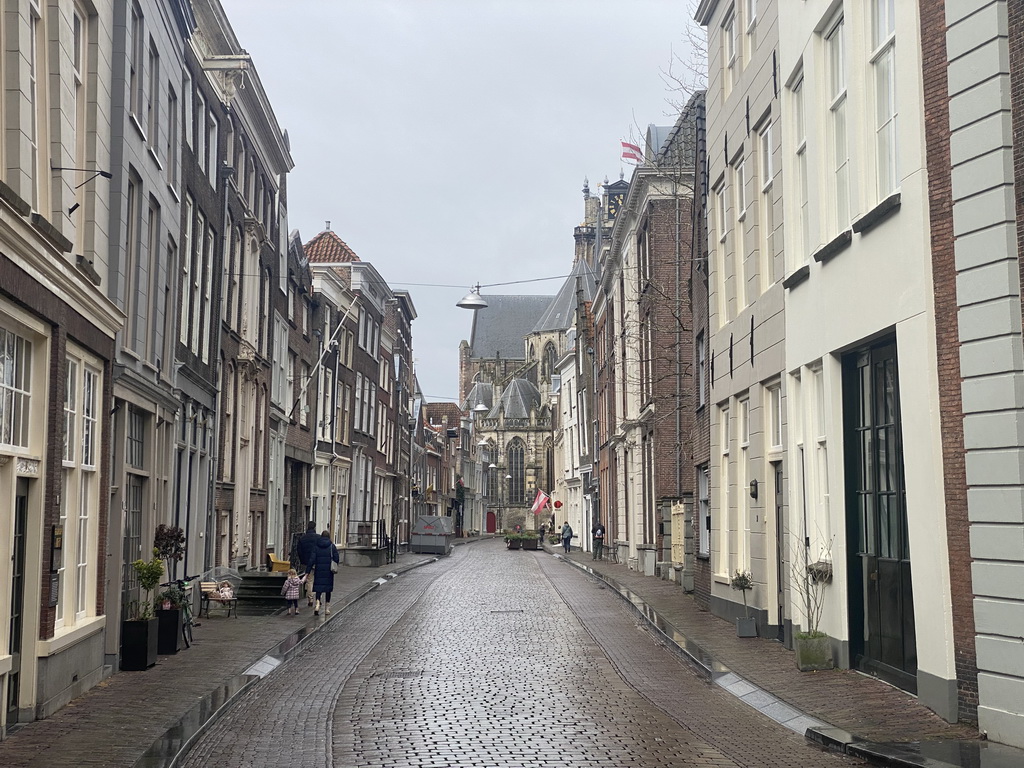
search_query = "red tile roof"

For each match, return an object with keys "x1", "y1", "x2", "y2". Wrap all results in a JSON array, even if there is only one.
[{"x1": 304, "y1": 230, "x2": 360, "y2": 263}]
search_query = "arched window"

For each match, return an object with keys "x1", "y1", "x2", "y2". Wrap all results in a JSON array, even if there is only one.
[
  {"x1": 543, "y1": 342, "x2": 557, "y2": 381},
  {"x1": 507, "y1": 440, "x2": 525, "y2": 504}
]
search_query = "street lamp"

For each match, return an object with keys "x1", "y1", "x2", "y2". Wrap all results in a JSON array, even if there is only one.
[{"x1": 456, "y1": 285, "x2": 488, "y2": 310}]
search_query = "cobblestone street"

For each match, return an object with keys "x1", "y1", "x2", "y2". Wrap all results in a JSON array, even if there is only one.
[{"x1": 181, "y1": 541, "x2": 863, "y2": 767}]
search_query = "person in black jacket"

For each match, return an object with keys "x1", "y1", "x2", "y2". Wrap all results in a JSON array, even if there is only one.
[
  {"x1": 305, "y1": 531, "x2": 340, "y2": 616},
  {"x1": 297, "y1": 521, "x2": 320, "y2": 607}
]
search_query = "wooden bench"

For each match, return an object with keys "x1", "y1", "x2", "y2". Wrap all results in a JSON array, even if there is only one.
[
  {"x1": 266, "y1": 552, "x2": 291, "y2": 573},
  {"x1": 200, "y1": 581, "x2": 238, "y2": 618}
]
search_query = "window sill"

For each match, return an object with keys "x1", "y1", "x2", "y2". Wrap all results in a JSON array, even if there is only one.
[
  {"x1": 782, "y1": 264, "x2": 809, "y2": 290},
  {"x1": 852, "y1": 192, "x2": 901, "y2": 235},
  {"x1": 812, "y1": 229, "x2": 852, "y2": 264},
  {"x1": 147, "y1": 146, "x2": 163, "y2": 170},
  {"x1": 0, "y1": 179, "x2": 31, "y2": 216},
  {"x1": 697, "y1": 553, "x2": 711, "y2": 561},
  {"x1": 31, "y1": 212, "x2": 74, "y2": 253},
  {"x1": 128, "y1": 113, "x2": 147, "y2": 143}
]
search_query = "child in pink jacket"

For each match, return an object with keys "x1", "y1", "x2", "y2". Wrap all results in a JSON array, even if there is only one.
[{"x1": 280, "y1": 569, "x2": 307, "y2": 616}]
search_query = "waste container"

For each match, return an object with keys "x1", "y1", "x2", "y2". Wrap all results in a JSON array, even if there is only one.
[{"x1": 410, "y1": 515, "x2": 454, "y2": 555}]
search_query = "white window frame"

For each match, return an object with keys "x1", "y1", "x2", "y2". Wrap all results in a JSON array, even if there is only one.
[
  {"x1": 871, "y1": 0, "x2": 898, "y2": 200},
  {"x1": 792, "y1": 75, "x2": 810, "y2": 266},
  {"x1": 758, "y1": 121, "x2": 775, "y2": 288},
  {"x1": 723, "y1": 8, "x2": 738, "y2": 96},
  {"x1": 826, "y1": 14, "x2": 849, "y2": 235}
]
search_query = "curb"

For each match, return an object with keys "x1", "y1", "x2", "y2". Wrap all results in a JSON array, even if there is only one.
[
  {"x1": 552, "y1": 550, "x2": 973, "y2": 768},
  {"x1": 133, "y1": 550, "x2": 451, "y2": 768}
]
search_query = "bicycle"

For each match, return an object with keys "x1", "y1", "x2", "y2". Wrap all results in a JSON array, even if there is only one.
[{"x1": 159, "y1": 574, "x2": 201, "y2": 648}]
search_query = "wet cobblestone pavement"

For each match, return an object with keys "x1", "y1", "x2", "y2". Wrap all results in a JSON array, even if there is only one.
[{"x1": 181, "y1": 541, "x2": 863, "y2": 767}]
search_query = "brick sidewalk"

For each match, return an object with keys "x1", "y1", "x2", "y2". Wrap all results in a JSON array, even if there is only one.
[
  {"x1": 556, "y1": 546, "x2": 978, "y2": 745},
  {"x1": 0, "y1": 551, "x2": 439, "y2": 768}
]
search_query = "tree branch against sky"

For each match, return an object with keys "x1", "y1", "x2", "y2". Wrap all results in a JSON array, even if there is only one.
[{"x1": 220, "y1": 0, "x2": 702, "y2": 402}]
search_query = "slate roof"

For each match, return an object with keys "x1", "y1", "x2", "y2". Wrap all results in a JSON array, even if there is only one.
[
  {"x1": 532, "y1": 256, "x2": 598, "y2": 333},
  {"x1": 490, "y1": 378, "x2": 541, "y2": 419},
  {"x1": 304, "y1": 230, "x2": 360, "y2": 263},
  {"x1": 470, "y1": 295, "x2": 554, "y2": 360},
  {"x1": 423, "y1": 401, "x2": 463, "y2": 429},
  {"x1": 463, "y1": 381, "x2": 493, "y2": 412}
]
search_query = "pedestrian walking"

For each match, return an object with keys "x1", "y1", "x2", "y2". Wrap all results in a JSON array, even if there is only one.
[
  {"x1": 592, "y1": 520, "x2": 606, "y2": 560},
  {"x1": 561, "y1": 521, "x2": 573, "y2": 554},
  {"x1": 297, "y1": 521, "x2": 320, "y2": 607},
  {"x1": 306, "y1": 530, "x2": 340, "y2": 616},
  {"x1": 280, "y1": 569, "x2": 307, "y2": 616},
  {"x1": 540, "y1": 523, "x2": 547, "y2": 544}
]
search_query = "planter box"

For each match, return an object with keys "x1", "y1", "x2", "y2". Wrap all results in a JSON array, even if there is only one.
[
  {"x1": 521, "y1": 538, "x2": 539, "y2": 550},
  {"x1": 121, "y1": 618, "x2": 159, "y2": 671},
  {"x1": 506, "y1": 538, "x2": 522, "y2": 550},
  {"x1": 156, "y1": 608, "x2": 182, "y2": 654},
  {"x1": 736, "y1": 617, "x2": 758, "y2": 638},
  {"x1": 795, "y1": 633, "x2": 833, "y2": 671}
]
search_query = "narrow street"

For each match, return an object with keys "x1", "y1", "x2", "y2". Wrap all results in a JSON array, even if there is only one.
[{"x1": 180, "y1": 542, "x2": 862, "y2": 767}]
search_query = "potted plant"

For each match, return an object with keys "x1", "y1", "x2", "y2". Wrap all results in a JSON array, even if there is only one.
[
  {"x1": 121, "y1": 550, "x2": 164, "y2": 670},
  {"x1": 505, "y1": 532, "x2": 522, "y2": 550},
  {"x1": 731, "y1": 569, "x2": 757, "y2": 637},
  {"x1": 155, "y1": 584, "x2": 186, "y2": 654},
  {"x1": 792, "y1": 546, "x2": 834, "y2": 671},
  {"x1": 153, "y1": 525, "x2": 186, "y2": 654}
]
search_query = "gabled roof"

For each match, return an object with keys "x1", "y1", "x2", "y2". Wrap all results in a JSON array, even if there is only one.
[
  {"x1": 423, "y1": 401, "x2": 463, "y2": 429},
  {"x1": 533, "y1": 255, "x2": 598, "y2": 333},
  {"x1": 470, "y1": 295, "x2": 554, "y2": 360},
  {"x1": 490, "y1": 378, "x2": 541, "y2": 419},
  {"x1": 304, "y1": 230, "x2": 360, "y2": 263}
]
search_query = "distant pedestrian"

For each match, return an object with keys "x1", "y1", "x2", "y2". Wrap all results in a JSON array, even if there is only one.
[
  {"x1": 560, "y1": 521, "x2": 573, "y2": 554},
  {"x1": 540, "y1": 523, "x2": 547, "y2": 543},
  {"x1": 306, "y1": 530, "x2": 340, "y2": 616},
  {"x1": 297, "y1": 521, "x2": 320, "y2": 606},
  {"x1": 280, "y1": 568, "x2": 307, "y2": 616},
  {"x1": 592, "y1": 520, "x2": 606, "y2": 560}
]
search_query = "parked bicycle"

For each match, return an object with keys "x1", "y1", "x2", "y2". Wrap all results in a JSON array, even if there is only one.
[{"x1": 159, "y1": 574, "x2": 201, "y2": 648}]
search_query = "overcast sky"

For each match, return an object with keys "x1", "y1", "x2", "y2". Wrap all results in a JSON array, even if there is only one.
[{"x1": 220, "y1": 0, "x2": 699, "y2": 403}]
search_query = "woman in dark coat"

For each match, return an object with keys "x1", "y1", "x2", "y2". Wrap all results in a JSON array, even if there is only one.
[{"x1": 305, "y1": 531, "x2": 340, "y2": 615}]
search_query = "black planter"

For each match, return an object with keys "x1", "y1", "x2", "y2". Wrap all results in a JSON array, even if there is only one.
[
  {"x1": 156, "y1": 608, "x2": 182, "y2": 654},
  {"x1": 120, "y1": 618, "x2": 159, "y2": 670}
]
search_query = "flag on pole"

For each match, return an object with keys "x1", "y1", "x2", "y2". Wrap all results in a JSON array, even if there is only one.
[
  {"x1": 621, "y1": 140, "x2": 643, "y2": 164},
  {"x1": 530, "y1": 489, "x2": 550, "y2": 515}
]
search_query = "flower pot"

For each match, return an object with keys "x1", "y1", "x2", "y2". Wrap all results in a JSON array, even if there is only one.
[
  {"x1": 736, "y1": 616, "x2": 757, "y2": 637},
  {"x1": 506, "y1": 538, "x2": 522, "y2": 550},
  {"x1": 795, "y1": 633, "x2": 834, "y2": 671},
  {"x1": 521, "y1": 538, "x2": 539, "y2": 550},
  {"x1": 121, "y1": 618, "x2": 159, "y2": 670},
  {"x1": 156, "y1": 608, "x2": 182, "y2": 654}
]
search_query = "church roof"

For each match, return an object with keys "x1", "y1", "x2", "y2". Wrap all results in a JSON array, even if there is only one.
[
  {"x1": 532, "y1": 256, "x2": 598, "y2": 333},
  {"x1": 490, "y1": 378, "x2": 541, "y2": 419},
  {"x1": 304, "y1": 230, "x2": 360, "y2": 263},
  {"x1": 470, "y1": 295, "x2": 554, "y2": 360},
  {"x1": 463, "y1": 381, "x2": 493, "y2": 412}
]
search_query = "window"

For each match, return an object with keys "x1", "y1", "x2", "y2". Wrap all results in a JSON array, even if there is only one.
[
  {"x1": 195, "y1": 93, "x2": 206, "y2": 174},
  {"x1": 180, "y1": 195, "x2": 193, "y2": 346},
  {"x1": 698, "y1": 466, "x2": 710, "y2": 556},
  {"x1": 182, "y1": 70, "x2": 193, "y2": 150},
  {"x1": 167, "y1": 87, "x2": 178, "y2": 188},
  {"x1": 744, "y1": 0, "x2": 757, "y2": 57},
  {"x1": 508, "y1": 440, "x2": 525, "y2": 504},
  {"x1": 723, "y1": 8, "x2": 738, "y2": 96},
  {"x1": 190, "y1": 210, "x2": 205, "y2": 355},
  {"x1": 759, "y1": 122, "x2": 775, "y2": 287},
  {"x1": 144, "y1": 198, "x2": 160, "y2": 357},
  {"x1": 872, "y1": 0, "x2": 898, "y2": 199},
  {"x1": 147, "y1": 40, "x2": 159, "y2": 147},
  {"x1": 300, "y1": 363, "x2": 310, "y2": 426},
  {"x1": 71, "y1": 6, "x2": 89, "y2": 251},
  {"x1": 792, "y1": 76, "x2": 810, "y2": 264},
  {"x1": 207, "y1": 112, "x2": 219, "y2": 183},
  {"x1": 767, "y1": 383, "x2": 782, "y2": 449},
  {"x1": 826, "y1": 15, "x2": 849, "y2": 233},
  {"x1": 734, "y1": 154, "x2": 747, "y2": 308},
  {"x1": 697, "y1": 332, "x2": 707, "y2": 407},
  {"x1": 124, "y1": 175, "x2": 141, "y2": 353},
  {"x1": 0, "y1": 330, "x2": 32, "y2": 450},
  {"x1": 200, "y1": 222, "x2": 214, "y2": 362},
  {"x1": 813, "y1": 366, "x2": 830, "y2": 531},
  {"x1": 59, "y1": 352, "x2": 101, "y2": 626},
  {"x1": 28, "y1": 1, "x2": 46, "y2": 207},
  {"x1": 129, "y1": 4, "x2": 144, "y2": 120},
  {"x1": 354, "y1": 372, "x2": 363, "y2": 433}
]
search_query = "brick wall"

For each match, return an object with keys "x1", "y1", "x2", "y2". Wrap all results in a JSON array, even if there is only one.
[{"x1": 920, "y1": 0, "x2": 977, "y2": 723}]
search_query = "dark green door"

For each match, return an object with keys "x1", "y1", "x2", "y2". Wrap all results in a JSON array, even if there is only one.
[
  {"x1": 843, "y1": 340, "x2": 917, "y2": 692},
  {"x1": 7, "y1": 479, "x2": 28, "y2": 724}
]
